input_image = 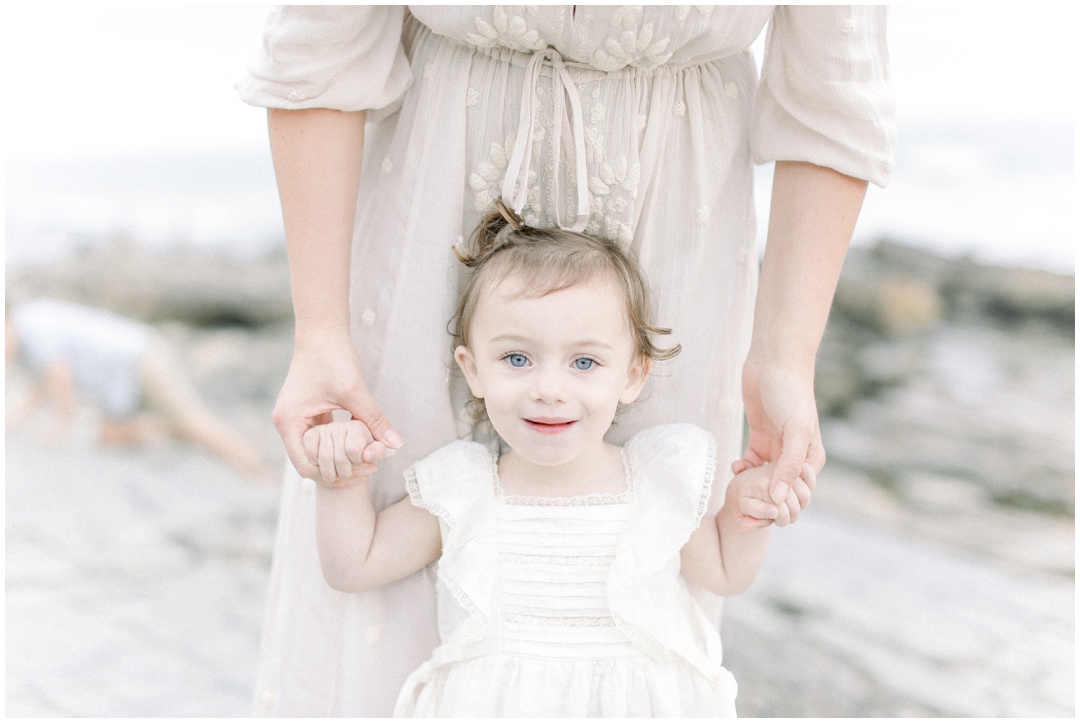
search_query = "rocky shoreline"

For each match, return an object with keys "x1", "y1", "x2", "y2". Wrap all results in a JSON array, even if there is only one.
[{"x1": 6, "y1": 239, "x2": 1074, "y2": 716}]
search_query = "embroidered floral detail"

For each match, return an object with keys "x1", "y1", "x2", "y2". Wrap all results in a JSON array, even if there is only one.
[
  {"x1": 636, "y1": 114, "x2": 647, "y2": 133},
  {"x1": 611, "y1": 5, "x2": 643, "y2": 28},
  {"x1": 469, "y1": 132, "x2": 543, "y2": 218},
  {"x1": 696, "y1": 206, "x2": 710, "y2": 225},
  {"x1": 464, "y1": 6, "x2": 546, "y2": 52},
  {"x1": 589, "y1": 152, "x2": 640, "y2": 201},
  {"x1": 590, "y1": 102, "x2": 606, "y2": 126},
  {"x1": 673, "y1": 100, "x2": 687, "y2": 117},
  {"x1": 592, "y1": 6, "x2": 672, "y2": 71},
  {"x1": 724, "y1": 81, "x2": 739, "y2": 99},
  {"x1": 362, "y1": 624, "x2": 382, "y2": 645},
  {"x1": 584, "y1": 124, "x2": 606, "y2": 166},
  {"x1": 674, "y1": 5, "x2": 716, "y2": 21},
  {"x1": 360, "y1": 308, "x2": 377, "y2": 327},
  {"x1": 380, "y1": 158, "x2": 392, "y2": 176},
  {"x1": 423, "y1": 61, "x2": 435, "y2": 80},
  {"x1": 605, "y1": 219, "x2": 634, "y2": 245},
  {"x1": 465, "y1": 87, "x2": 479, "y2": 107},
  {"x1": 587, "y1": 152, "x2": 639, "y2": 242},
  {"x1": 840, "y1": 18, "x2": 856, "y2": 34}
]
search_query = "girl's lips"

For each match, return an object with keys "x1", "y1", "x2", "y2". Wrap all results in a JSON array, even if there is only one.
[{"x1": 524, "y1": 418, "x2": 577, "y2": 434}]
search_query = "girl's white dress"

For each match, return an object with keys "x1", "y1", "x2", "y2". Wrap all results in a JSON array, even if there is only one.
[
  {"x1": 396, "y1": 424, "x2": 735, "y2": 717},
  {"x1": 238, "y1": 6, "x2": 894, "y2": 715}
]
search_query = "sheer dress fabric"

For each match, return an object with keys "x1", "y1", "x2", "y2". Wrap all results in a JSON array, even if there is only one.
[
  {"x1": 238, "y1": 5, "x2": 894, "y2": 716},
  {"x1": 395, "y1": 424, "x2": 735, "y2": 717}
]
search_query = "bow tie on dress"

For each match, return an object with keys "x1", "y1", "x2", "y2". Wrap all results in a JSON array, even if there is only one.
[{"x1": 500, "y1": 47, "x2": 591, "y2": 233}]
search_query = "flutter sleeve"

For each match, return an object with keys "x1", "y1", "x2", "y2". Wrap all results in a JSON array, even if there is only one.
[
  {"x1": 403, "y1": 440, "x2": 499, "y2": 624},
  {"x1": 751, "y1": 5, "x2": 896, "y2": 187},
  {"x1": 236, "y1": 5, "x2": 412, "y2": 112}
]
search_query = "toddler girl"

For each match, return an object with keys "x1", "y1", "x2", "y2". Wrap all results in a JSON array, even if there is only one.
[{"x1": 307, "y1": 204, "x2": 813, "y2": 717}]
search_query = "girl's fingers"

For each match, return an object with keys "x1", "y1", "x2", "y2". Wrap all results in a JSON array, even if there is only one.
[
  {"x1": 738, "y1": 516, "x2": 774, "y2": 531},
  {"x1": 317, "y1": 427, "x2": 339, "y2": 482},
  {"x1": 315, "y1": 463, "x2": 378, "y2": 488},
  {"x1": 739, "y1": 497, "x2": 779, "y2": 521},
  {"x1": 302, "y1": 427, "x2": 321, "y2": 473},
  {"x1": 362, "y1": 440, "x2": 388, "y2": 463},
  {"x1": 344, "y1": 426, "x2": 372, "y2": 465},
  {"x1": 333, "y1": 425, "x2": 358, "y2": 480}
]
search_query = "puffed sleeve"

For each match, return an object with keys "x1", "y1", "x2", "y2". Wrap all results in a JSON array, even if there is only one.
[
  {"x1": 751, "y1": 5, "x2": 896, "y2": 187},
  {"x1": 236, "y1": 5, "x2": 412, "y2": 112}
]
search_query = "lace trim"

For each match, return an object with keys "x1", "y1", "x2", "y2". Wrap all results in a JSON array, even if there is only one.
[
  {"x1": 403, "y1": 466, "x2": 456, "y2": 528},
  {"x1": 499, "y1": 551, "x2": 616, "y2": 566},
  {"x1": 696, "y1": 434, "x2": 717, "y2": 530},
  {"x1": 504, "y1": 613, "x2": 616, "y2": 628},
  {"x1": 500, "y1": 491, "x2": 632, "y2": 506},
  {"x1": 491, "y1": 447, "x2": 636, "y2": 506},
  {"x1": 405, "y1": 465, "x2": 479, "y2": 616}
]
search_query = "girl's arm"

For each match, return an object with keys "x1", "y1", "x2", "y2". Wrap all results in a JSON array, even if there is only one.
[
  {"x1": 309, "y1": 420, "x2": 440, "y2": 590},
  {"x1": 741, "y1": 160, "x2": 868, "y2": 504},
  {"x1": 681, "y1": 464, "x2": 790, "y2": 595},
  {"x1": 316, "y1": 482, "x2": 441, "y2": 592},
  {"x1": 267, "y1": 107, "x2": 403, "y2": 484}
]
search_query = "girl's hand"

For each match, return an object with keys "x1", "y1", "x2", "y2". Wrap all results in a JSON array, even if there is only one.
[
  {"x1": 272, "y1": 329, "x2": 402, "y2": 485},
  {"x1": 303, "y1": 419, "x2": 397, "y2": 487},
  {"x1": 730, "y1": 460, "x2": 816, "y2": 531}
]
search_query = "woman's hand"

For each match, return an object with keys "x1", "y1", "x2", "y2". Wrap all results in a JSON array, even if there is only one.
[
  {"x1": 738, "y1": 161, "x2": 868, "y2": 510},
  {"x1": 265, "y1": 107, "x2": 402, "y2": 485},
  {"x1": 272, "y1": 328, "x2": 402, "y2": 485},
  {"x1": 736, "y1": 356, "x2": 825, "y2": 506}
]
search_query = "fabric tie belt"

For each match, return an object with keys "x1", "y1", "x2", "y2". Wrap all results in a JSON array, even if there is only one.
[{"x1": 500, "y1": 47, "x2": 591, "y2": 232}]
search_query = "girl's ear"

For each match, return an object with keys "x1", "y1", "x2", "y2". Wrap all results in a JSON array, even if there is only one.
[
  {"x1": 454, "y1": 345, "x2": 485, "y2": 399},
  {"x1": 619, "y1": 355, "x2": 652, "y2": 405}
]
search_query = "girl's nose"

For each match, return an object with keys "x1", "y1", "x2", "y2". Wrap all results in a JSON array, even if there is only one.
[{"x1": 530, "y1": 365, "x2": 566, "y2": 403}]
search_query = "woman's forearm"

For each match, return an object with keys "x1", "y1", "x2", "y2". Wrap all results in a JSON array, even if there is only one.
[
  {"x1": 749, "y1": 161, "x2": 868, "y2": 372},
  {"x1": 268, "y1": 107, "x2": 366, "y2": 343}
]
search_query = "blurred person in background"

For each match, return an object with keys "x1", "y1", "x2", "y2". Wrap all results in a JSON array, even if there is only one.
[{"x1": 6, "y1": 297, "x2": 271, "y2": 479}]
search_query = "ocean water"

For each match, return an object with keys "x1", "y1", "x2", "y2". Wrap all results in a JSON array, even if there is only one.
[{"x1": 6, "y1": 119, "x2": 1075, "y2": 274}]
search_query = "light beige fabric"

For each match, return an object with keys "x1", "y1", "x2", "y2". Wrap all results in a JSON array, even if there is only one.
[{"x1": 238, "y1": 5, "x2": 894, "y2": 716}]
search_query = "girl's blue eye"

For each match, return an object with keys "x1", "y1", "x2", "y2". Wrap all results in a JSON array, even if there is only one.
[
  {"x1": 507, "y1": 353, "x2": 528, "y2": 368},
  {"x1": 574, "y1": 357, "x2": 595, "y2": 371}
]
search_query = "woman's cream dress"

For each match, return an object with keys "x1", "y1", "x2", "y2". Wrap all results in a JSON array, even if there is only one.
[{"x1": 238, "y1": 5, "x2": 894, "y2": 716}]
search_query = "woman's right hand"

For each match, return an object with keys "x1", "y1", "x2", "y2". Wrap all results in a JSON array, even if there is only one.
[{"x1": 272, "y1": 328, "x2": 402, "y2": 485}]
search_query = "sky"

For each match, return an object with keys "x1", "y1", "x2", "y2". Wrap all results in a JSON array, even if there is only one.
[{"x1": 3, "y1": 4, "x2": 1077, "y2": 162}]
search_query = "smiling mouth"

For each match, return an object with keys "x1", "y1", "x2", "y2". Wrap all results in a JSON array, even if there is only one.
[{"x1": 524, "y1": 418, "x2": 577, "y2": 434}]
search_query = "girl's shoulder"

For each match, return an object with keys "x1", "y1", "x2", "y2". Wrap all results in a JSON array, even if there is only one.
[
  {"x1": 404, "y1": 439, "x2": 496, "y2": 523},
  {"x1": 623, "y1": 423, "x2": 716, "y2": 523},
  {"x1": 623, "y1": 423, "x2": 715, "y2": 477}
]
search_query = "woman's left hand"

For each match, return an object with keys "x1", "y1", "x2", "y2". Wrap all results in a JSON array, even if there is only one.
[{"x1": 735, "y1": 356, "x2": 825, "y2": 510}]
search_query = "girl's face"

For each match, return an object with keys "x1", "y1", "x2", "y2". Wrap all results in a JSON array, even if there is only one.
[{"x1": 455, "y1": 271, "x2": 650, "y2": 472}]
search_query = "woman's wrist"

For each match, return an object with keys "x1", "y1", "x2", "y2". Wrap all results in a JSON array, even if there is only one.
[
  {"x1": 744, "y1": 338, "x2": 816, "y2": 381},
  {"x1": 293, "y1": 317, "x2": 353, "y2": 346}
]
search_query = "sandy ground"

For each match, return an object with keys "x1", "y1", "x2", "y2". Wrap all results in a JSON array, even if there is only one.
[{"x1": 4, "y1": 361, "x2": 1074, "y2": 717}]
